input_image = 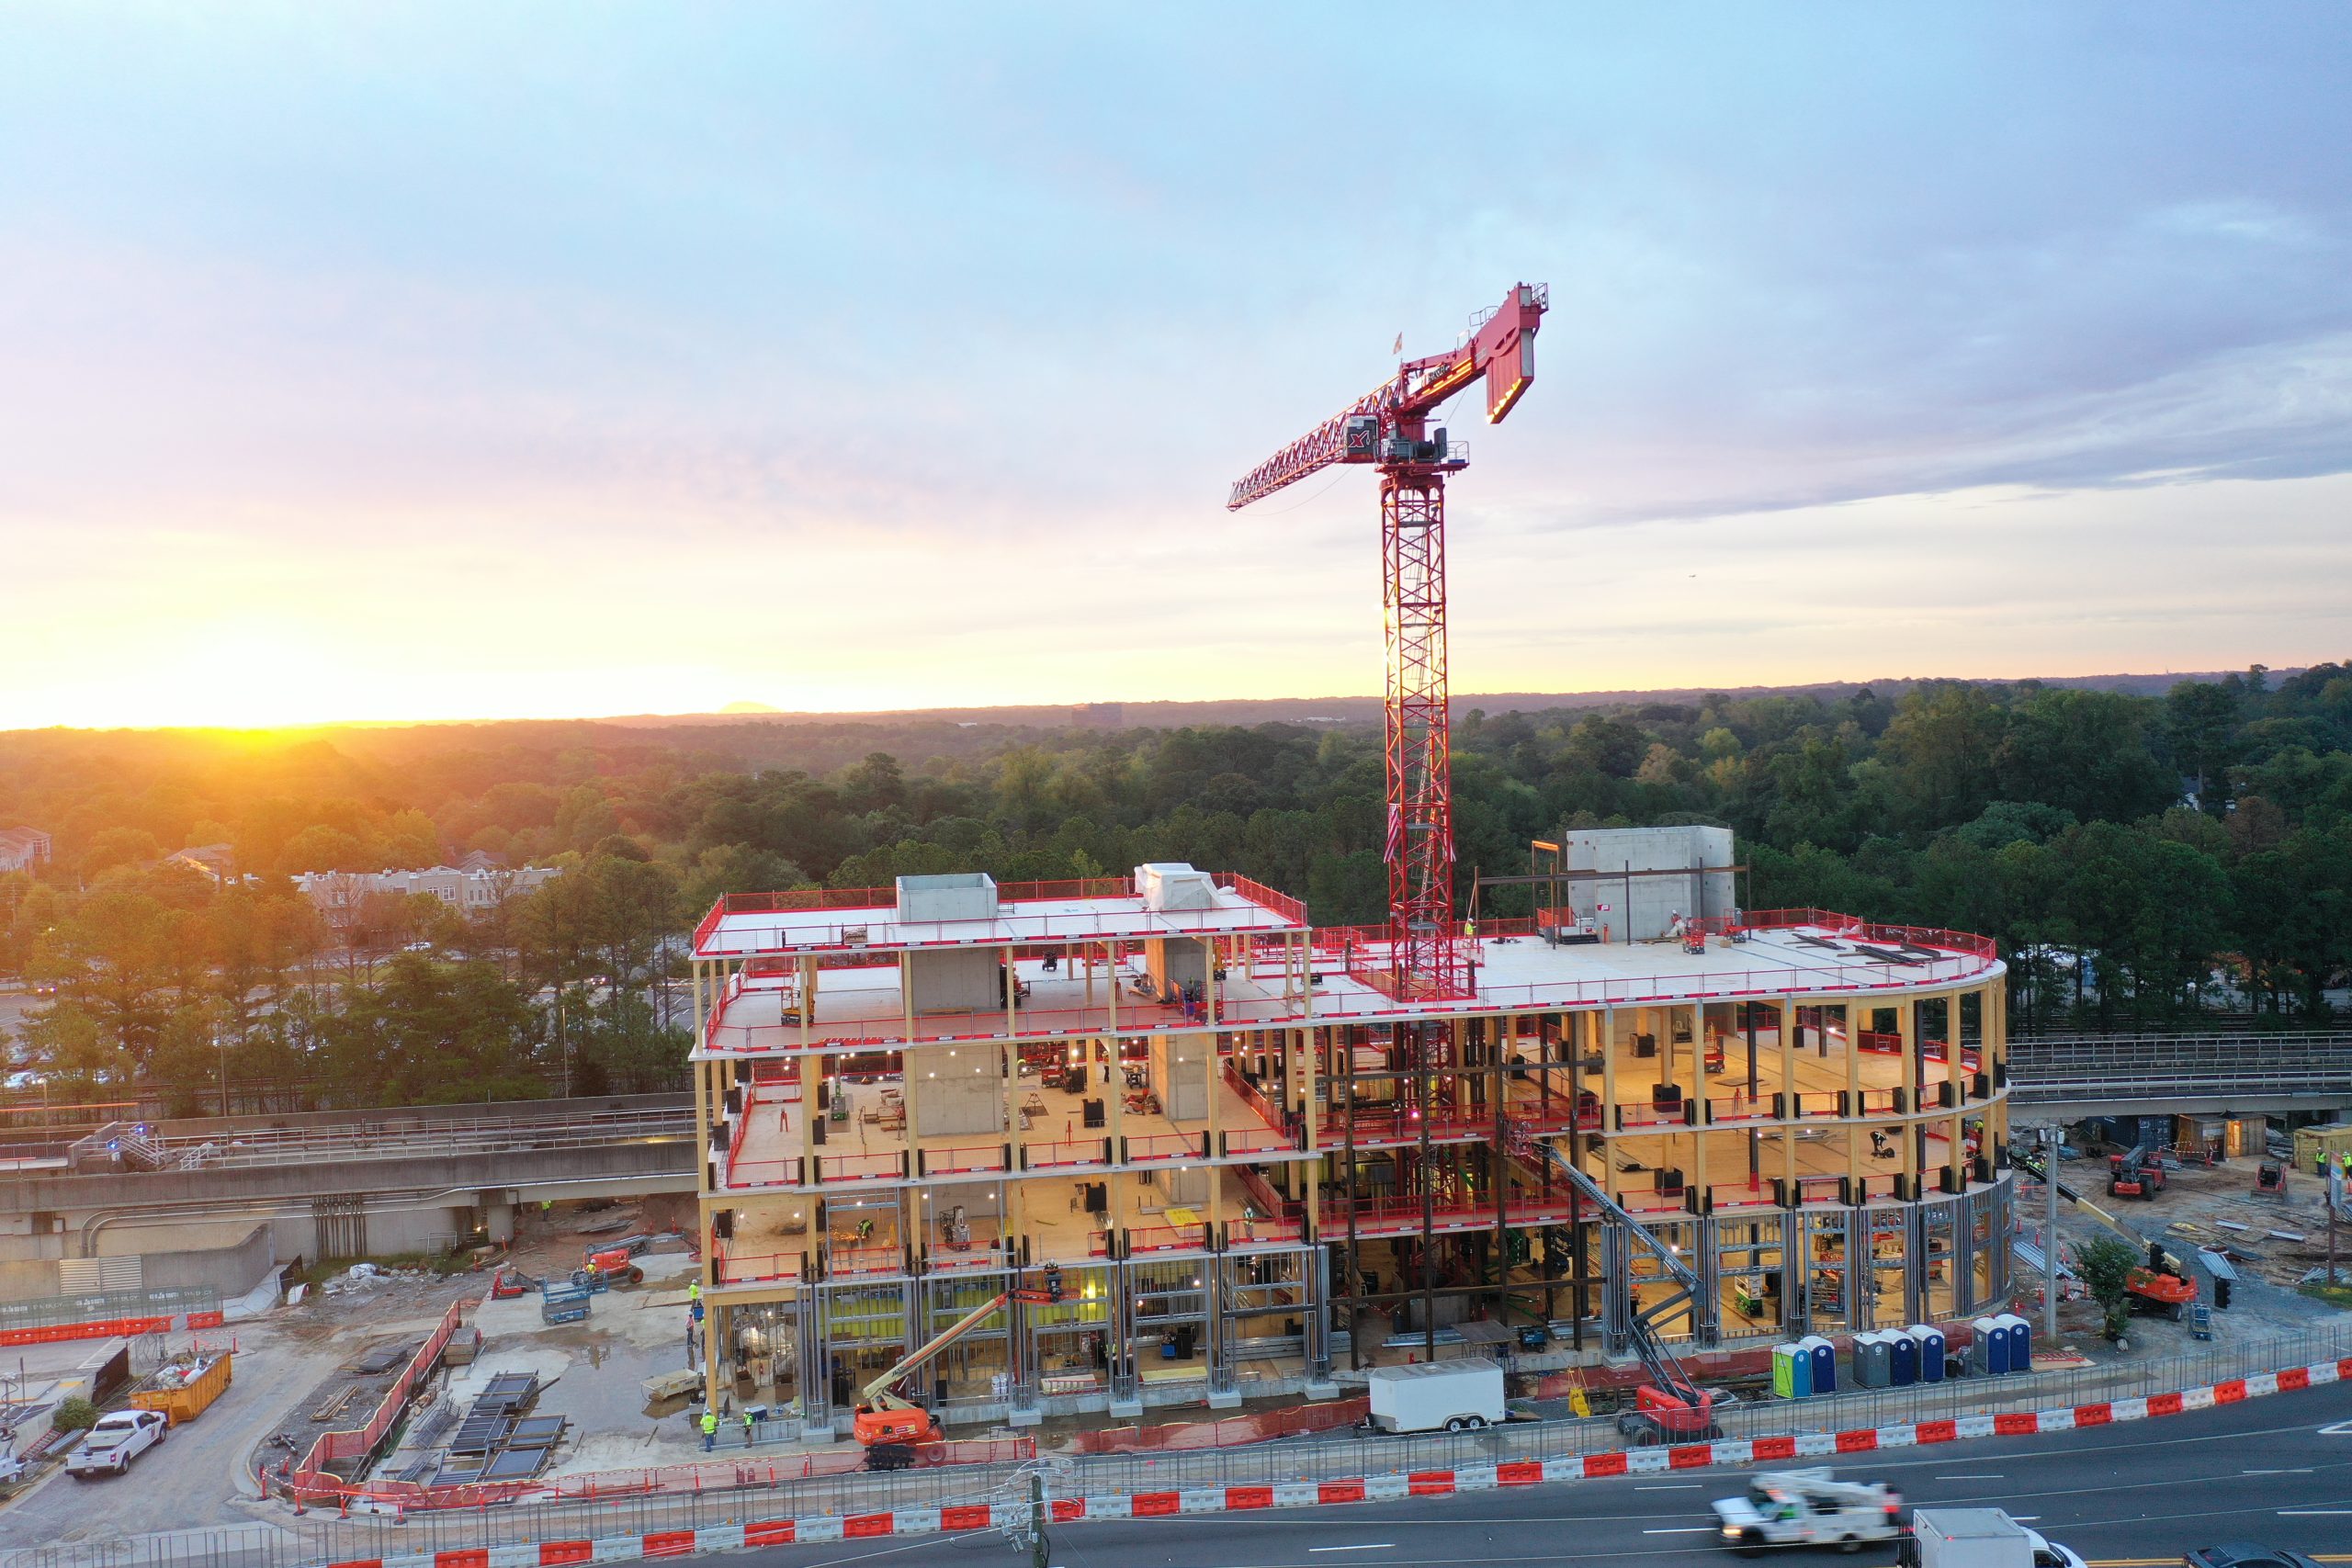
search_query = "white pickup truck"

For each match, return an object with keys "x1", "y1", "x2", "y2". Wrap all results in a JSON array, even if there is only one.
[
  {"x1": 1713, "y1": 1468, "x2": 1905, "y2": 1552},
  {"x1": 66, "y1": 1409, "x2": 168, "y2": 1479}
]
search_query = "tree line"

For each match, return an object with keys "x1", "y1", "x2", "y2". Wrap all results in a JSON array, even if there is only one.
[{"x1": 1, "y1": 663, "x2": 2346, "y2": 1111}]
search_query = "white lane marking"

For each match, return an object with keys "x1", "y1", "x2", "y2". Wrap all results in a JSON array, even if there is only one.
[
  {"x1": 1935, "y1": 1472, "x2": 2007, "y2": 1480},
  {"x1": 2009, "y1": 1516, "x2": 2040, "y2": 1521},
  {"x1": 1640, "y1": 1528, "x2": 1716, "y2": 1535},
  {"x1": 1633, "y1": 1483, "x2": 1701, "y2": 1491},
  {"x1": 1308, "y1": 1548, "x2": 1396, "y2": 1554},
  {"x1": 2278, "y1": 1507, "x2": 2352, "y2": 1515},
  {"x1": 2244, "y1": 1466, "x2": 2314, "y2": 1473}
]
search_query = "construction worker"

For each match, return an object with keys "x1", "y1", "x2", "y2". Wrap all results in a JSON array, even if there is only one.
[
  {"x1": 741, "y1": 1407, "x2": 757, "y2": 1444},
  {"x1": 699, "y1": 1408, "x2": 718, "y2": 1451},
  {"x1": 686, "y1": 1280, "x2": 701, "y2": 1304}
]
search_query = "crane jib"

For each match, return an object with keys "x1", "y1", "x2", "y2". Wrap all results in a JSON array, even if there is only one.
[{"x1": 1226, "y1": 283, "x2": 1547, "y2": 512}]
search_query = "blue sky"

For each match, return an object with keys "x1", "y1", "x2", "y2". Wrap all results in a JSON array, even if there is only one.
[{"x1": 2, "y1": 4, "x2": 2347, "y2": 726}]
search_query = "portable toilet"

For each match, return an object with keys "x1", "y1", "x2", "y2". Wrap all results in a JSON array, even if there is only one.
[
  {"x1": 1804, "y1": 1335, "x2": 1838, "y2": 1394},
  {"x1": 1909, "y1": 1324, "x2": 1947, "y2": 1383},
  {"x1": 1773, "y1": 1341, "x2": 1810, "y2": 1399},
  {"x1": 1851, "y1": 1331, "x2": 1892, "y2": 1388},
  {"x1": 1970, "y1": 1315, "x2": 2009, "y2": 1375},
  {"x1": 2001, "y1": 1312, "x2": 2033, "y2": 1370},
  {"x1": 1888, "y1": 1327, "x2": 1918, "y2": 1386}
]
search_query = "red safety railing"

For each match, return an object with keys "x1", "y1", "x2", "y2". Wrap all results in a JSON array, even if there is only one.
[
  {"x1": 1792, "y1": 1174, "x2": 1846, "y2": 1206},
  {"x1": 1125, "y1": 1133, "x2": 1202, "y2": 1164},
  {"x1": 1855, "y1": 1173, "x2": 1904, "y2": 1201},
  {"x1": 724, "y1": 1155, "x2": 807, "y2": 1190},
  {"x1": 1221, "y1": 1124, "x2": 1295, "y2": 1156},
  {"x1": 283, "y1": 1301, "x2": 462, "y2": 1501},
  {"x1": 1126, "y1": 1222, "x2": 1211, "y2": 1253},
  {"x1": 1022, "y1": 1137, "x2": 1112, "y2": 1169},
  {"x1": 1791, "y1": 1090, "x2": 1844, "y2": 1119},
  {"x1": 1620, "y1": 1186, "x2": 1688, "y2": 1215},
  {"x1": 1088, "y1": 1229, "x2": 1114, "y2": 1258},
  {"x1": 1708, "y1": 1179, "x2": 1780, "y2": 1212},
  {"x1": 1313, "y1": 1107, "x2": 1488, "y2": 1147},
  {"x1": 1212, "y1": 872, "x2": 1308, "y2": 926},
  {"x1": 922, "y1": 1144, "x2": 1008, "y2": 1176},
  {"x1": 1616, "y1": 1099, "x2": 1691, "y2": 1129},
  {"x1": 1706, "y1": 1092, "x2": 1780, "y2": 1124},
  {"x1": 1735, "y1": 909, "x2": 1998, "y2": 961},
  {"x1": 715, "y1": 1247, "x2": 804, "y2": 1286},
  {"x1": 926, "y1": 1245, "x2": 1004, "y2": 1273},
  {"x1": 1506, "y1": 1099, "x2": 1600, "y2": 1134},
  {"x1": 1856, "y1": 1089, "x2": 1904, "y2": 1115},
  {"x1": 1227, "y1": 1215, "x2": 1305, "y2": 1247},
  {"x1": 1233, "y1": 1163, "x2": 1303, "y2": 1221},
  {"x1": 1334, "y1": 1198, "x2": 1487, "y2": 1235},
  {"x1": 1222, "y1": 1065, "x2": 1289, "y2": 1133},
  {"x1": 825, "y1": 1245, "x2": 903, "y2": 1279},
  {"x1": 814, "y1": 1151, "x2": 904, "y2": 1184},
  {"x1": 703, "y1": 986, "x2": 1318, "y2": 1055}
]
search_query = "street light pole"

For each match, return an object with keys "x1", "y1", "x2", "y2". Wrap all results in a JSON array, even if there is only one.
[{"x1": 2042, "y1": 1123, "x2": 2061, "y2": 1348}]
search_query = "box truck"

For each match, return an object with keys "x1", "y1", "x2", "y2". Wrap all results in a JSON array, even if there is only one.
[{"x1": 1904, "y1": 1507, "x2": 2086, "y2": 1568}]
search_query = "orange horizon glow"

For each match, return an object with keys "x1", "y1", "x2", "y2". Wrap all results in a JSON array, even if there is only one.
[{"x1": 8, "y1": 475, "x2": 2346, "y2": 736}]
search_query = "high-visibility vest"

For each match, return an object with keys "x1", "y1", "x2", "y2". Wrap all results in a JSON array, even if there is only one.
[{"x1": 700, "y1": 1412, "x2": 718, "y2": 1435}]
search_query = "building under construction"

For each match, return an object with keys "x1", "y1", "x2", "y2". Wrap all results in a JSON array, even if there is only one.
[
  {"x1": 685, "y1": 286, "x2": 2011, "y2": 1435},
  {"x1": 685, "y1": 828, "x2": 2015, "y2": 1435}
]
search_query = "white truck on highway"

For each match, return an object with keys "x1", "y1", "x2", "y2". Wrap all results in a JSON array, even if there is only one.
[
  {"x1": 65, "y1": 1408, "x2": 168, "y2": 1479},
  {"x1": 1905, "y1": 1508, "x2": 2086, "y2": 1568},
  {"x1": 1713, "y1": 1468, "x2": 1905, "y2": 1551},
  {"x1": 1364, "y1": 1359, "x2": 1507, "y2": 1433}
]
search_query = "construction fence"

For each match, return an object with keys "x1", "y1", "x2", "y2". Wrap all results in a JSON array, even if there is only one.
[{"x1": 15, "y1": 1317, "x2": 2352, "y2": 1568}]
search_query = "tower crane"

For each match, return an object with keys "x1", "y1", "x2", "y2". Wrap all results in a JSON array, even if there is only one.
[
  {"x1": 1227, "y1": 284, "x2": 1548, "y2": 998},
  {"x1": 1228, "y1": 289, "x2": 1716, "y2": 1414}
]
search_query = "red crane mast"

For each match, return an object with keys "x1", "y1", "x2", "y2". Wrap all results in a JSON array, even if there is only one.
[{"x1": 1227, "y1": 283, "x2": 1548, "y2": 998}]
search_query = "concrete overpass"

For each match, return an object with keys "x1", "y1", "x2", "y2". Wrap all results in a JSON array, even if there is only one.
[
  {"x1": 2007, "y1": 1032, "x2": 2352, "y2": 1119},
  {"x1": 0, "y1": 1094, "x2": 695, "y2": 1291},
  {"x1": 12, "y1": 1034, "x2": 2349, "y2": 1299}
]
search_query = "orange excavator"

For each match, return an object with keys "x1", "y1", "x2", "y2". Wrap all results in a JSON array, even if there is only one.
[{"x1": 854, "y1": 1272, "x2": 1059, "y2": 1448}]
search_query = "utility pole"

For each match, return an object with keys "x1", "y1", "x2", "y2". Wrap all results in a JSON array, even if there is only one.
[
  {"x1": 1029, "y1": 1470, "x2": 1049, "y2": 1568},
  {"x1": 2041, "y1": 1124, "x2": 2061, "y2": 1348},
  {"x1": 2329, "y1": 1156, "x2": 2343, "y2": 1289}
]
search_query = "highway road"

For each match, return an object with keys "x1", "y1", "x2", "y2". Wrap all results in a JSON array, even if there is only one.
[{"x1": 741, "y1": 1382, "x2": 2352, "y2": 1568}]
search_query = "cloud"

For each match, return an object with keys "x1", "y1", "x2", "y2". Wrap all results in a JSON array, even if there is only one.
[{"x1": 0, "y1": 3, "x2": 2348, "y2": 724}]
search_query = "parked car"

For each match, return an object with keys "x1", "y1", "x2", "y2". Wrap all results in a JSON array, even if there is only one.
[
  {"x1": 65, "y1": 1409, "x2": 168, "y2": 1478},
  {"x1": 2184, "y1": 1548, "x2": 2324, "y2": 1568}
]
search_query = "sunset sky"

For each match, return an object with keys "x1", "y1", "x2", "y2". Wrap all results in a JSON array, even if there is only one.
[{"x1": 3, "y1": 4, "x2": 2349, "y2": 729}]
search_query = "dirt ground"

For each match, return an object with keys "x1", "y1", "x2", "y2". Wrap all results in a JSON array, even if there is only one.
[
  {"x1": 2027, "y1": 1150, "x2": 2346, "y2": 1362},
  {"x1": 0, "y1": 1197, "x2": 717, "y2": 1550}
]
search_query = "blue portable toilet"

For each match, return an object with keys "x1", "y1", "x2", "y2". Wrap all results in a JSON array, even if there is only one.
[
  {"x1": 2002, "y1": 1312, "x2": 2033, "y2": 1370},
  {"x1": 1888, "y1": 1328, "x2": 1918, "y2": 1386},
  {"x1": 1909, "y1": 1324, "x2": 1947, "y2": 1383},
  {"x1": 1804, "y1": 1335, "x2": 1838, "y2": 1394},
  {"x1": 1851, "y1": 1331, "x2": 1892, "y2": 1388}
]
